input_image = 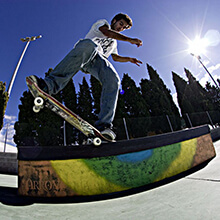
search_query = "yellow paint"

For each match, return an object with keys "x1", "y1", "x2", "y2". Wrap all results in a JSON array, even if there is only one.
[
  {"x1": 155, "y1": 138, "x2": 197, "y2": 181},
  {"x1": 51, "y1": 159, "x2": 128, "y2": 195}
]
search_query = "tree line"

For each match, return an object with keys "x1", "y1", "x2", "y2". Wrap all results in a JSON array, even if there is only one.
[{"x1": 1, "y1": 63, "x2": 219, "y2": 146}]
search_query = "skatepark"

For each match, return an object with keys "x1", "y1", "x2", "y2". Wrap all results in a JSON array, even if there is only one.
[{"x1": 0, "y1": 129, "x2": 220, "y2": 220}]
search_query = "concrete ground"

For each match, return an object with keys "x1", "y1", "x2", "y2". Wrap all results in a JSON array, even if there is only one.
[{"x1": 0, "y1": 140, "x2": 220, "y2": 220}]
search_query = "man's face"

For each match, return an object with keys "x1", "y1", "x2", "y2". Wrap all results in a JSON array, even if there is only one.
[{"x1": 111, "y1": 19, "x2": 129, "y2": 32}]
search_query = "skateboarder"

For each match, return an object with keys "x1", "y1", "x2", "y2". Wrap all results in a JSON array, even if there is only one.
[{"x1": 29, "y1": 13, "x2": 142, "y2": 139}]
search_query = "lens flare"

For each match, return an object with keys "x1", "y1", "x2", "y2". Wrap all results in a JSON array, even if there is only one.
[
  {"x1": 204, "y1": 29, "x2": 220, "y2": 47},
  {"x1": 188, "y1": 36, "x2": 209, "y2": 56}
]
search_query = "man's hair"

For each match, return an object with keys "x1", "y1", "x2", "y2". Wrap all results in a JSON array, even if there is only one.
[{"x1": 111, "y1": 13, "x2": 133, "y2": 29}]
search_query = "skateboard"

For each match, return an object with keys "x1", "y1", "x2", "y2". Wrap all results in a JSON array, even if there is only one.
[{"x1": 26, "y1": 76, "x2": 114, "y2": 146}]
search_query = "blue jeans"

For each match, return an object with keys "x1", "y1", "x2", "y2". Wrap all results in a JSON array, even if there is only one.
[{"x1": 44, "y1": 39, "x2": 120, "y2": 126}]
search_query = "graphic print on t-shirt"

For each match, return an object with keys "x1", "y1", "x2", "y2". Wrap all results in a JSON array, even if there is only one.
[{"x1": 94, "y1": 38, "x2": 114, "y2": 56}]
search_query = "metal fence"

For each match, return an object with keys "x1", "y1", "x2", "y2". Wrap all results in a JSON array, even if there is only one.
[{"x1": 115, "y1": 110, "x2": 220, "y2": 140}]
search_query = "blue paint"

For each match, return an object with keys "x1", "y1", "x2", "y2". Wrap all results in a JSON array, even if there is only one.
[{"x1": 117, "y1": 149, "x2": 153, "y2": 163}]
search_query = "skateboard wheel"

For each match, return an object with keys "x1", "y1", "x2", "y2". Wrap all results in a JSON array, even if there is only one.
[
  {"x1": 86, "y1": 138, "x2": 93, "y2": 145},
  {"x1": 93, "y1": 137, "x2": 102, "y2": 146},
  {"x1": 33, "y1": 105, "x2": 41, "y2": 113},
  {"x1": 34, "y1": 97, "x2": 44, "y2": 106}
]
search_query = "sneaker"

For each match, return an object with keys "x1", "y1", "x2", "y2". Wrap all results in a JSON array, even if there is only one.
[
  {"x1": 101, "y1": 128, "x2": 116, "y2": 140},
  {"x1": 29, "y1": 75, "x2": 49, "y2": 93},
  {"x1": 95, "y1": 123, "x2": 116, "y2": 140}
]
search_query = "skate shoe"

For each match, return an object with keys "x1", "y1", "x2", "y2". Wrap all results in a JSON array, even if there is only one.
[
  {"x1": 95, "y1": 123, "x2": 116, "y2": 140},
  {"x1": 29, "y1": 75, "x2": 49, "y2": 93}
]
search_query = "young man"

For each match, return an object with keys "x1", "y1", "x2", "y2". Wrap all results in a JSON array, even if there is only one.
[{"x1": 30, "y1": 13, "x2": 142, "y2": 139}]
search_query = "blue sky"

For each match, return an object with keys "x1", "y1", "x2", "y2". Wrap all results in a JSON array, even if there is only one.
[{"x1": 1, "y1": 0, "x2": 220, "y2": 146}]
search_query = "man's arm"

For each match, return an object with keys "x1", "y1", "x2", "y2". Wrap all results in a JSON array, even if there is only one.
[
  {"x1": 99, "y1": 25, "x2": 142, "y2": 47},
  {"x1": 112, "y1": 54, "x2": 142, "y2": 66}
]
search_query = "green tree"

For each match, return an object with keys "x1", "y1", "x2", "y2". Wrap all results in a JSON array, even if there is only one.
[
  {"x1": 205, "y1": 80, "x2": 220, "y2": 126},
  {"x1": 61, "y1": 79, "x2": 78, "y2": 145},
  {"x1": 14, "y1": 91, "x2": 64, "y2": 146},
  {"x1": 121, "y1": 74, "x2": 149, "y2": 117},
  {"x1": 172, "y1": 71, "x2": 194, "y2": 114},
  {"x1": 147, "y1": 64, "x2": 180, "y2": 116},
  {"x1": 14, "y1": 90, "x2": 38, "y2": 146},
  {"x1": 90, "y1": 75, "x2": 102, "y2": 120},
  {"x1": 36, "y1": 91, "x2": 64, "y2": 146},
  {"x1": 115, "y1": 73, "x2": 150, "y2": 139},
  {"x1": 141, "y1": 64, "x2": 181, "y2": 133},
  {"x1": 172, "y1": 69, "x2": 219, "y2": 127},
  {"x1": 77, "y1": 77, "x2": 94, "y2": 121},
  {"x1": 77, "y1": 77, "x2": 94, "y2": 143},
  {"x1": 185, "y1": 68, "x2": 214, "y2": 111},
  {"x1": 0, "y1": 82, "x2": 8, "y2": 130},
  {"x1": 205, "y1": 81, "x2": 220, "y2": 109}
]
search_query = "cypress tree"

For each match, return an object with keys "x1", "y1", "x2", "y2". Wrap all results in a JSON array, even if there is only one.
[
  {"x1": 121, "y1": 74, "x2": 149, "y2": 117},
  {"x1": 172, "y1": 69, "x2": 218, "y2": 127},
  {"x1": 205, "y1": 81, "x2": 220, "y2": 109},
  {"x1": 61, "y1": 78, "x2": 78, "y2": 145},
  {"x1": 90, "y1": 75, "x2": 102, "y2": 120},
  {"x1": 184, "y1": 68, "x2": 212, "y2": 111},
  {"x1": 14, "y1": 90, "x2": 36, "y2": 146},
  {"x1": 0, "y1": 82, "x2": 8, "y2": 130},
  {"x1": 77, "y1": 77, "x2": 93, "y2": 121},
  {"x1": 118, "y1": 73, "x2": 150, "y2": 139},
  {"x1": 172, "y1": 71, "x2": 194, "y2": 114},
  {"x1": 142, "y1": 64, "x2": 181, "y2": 132},
  {"x1": 77, "y1": 77, "x2": 94, "y2": 143},
  {"x1": 205, "y1": 81, "x2": 220, "y2": 125}
]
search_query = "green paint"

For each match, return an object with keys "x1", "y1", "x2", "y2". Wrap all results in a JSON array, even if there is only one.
[{"x1": 83, "y1": 143, "x2": 181, "y2": 188}]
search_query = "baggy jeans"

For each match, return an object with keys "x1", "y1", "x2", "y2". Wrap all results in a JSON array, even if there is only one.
[{"x1": 44, "y1": 39, "x2": 120, "y2": 126}]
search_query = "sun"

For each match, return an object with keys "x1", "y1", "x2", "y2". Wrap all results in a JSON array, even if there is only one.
[{"x1": 188, "y1": 36, "x2": 209, "y2": 57}]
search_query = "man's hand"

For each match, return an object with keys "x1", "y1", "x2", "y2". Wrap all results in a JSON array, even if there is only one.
[
  {"x1": 129, "y1": 58, "x2": 143, "y2": 66},
  {"x1": 112, "y1": 54, "x2": 142, "y2": 66},
  {"x1": 130, "y1": 38, "x2": 143, "y2": 47}
]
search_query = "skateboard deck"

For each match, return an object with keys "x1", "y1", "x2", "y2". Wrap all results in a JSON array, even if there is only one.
[{"x1": 26, "y1": 76, "x2": 114, "y2": 146}]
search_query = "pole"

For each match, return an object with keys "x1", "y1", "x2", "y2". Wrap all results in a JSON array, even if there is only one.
[
  {"x1": 198, "y1": 58, "x2": 219, "y2": 89},
  {"x1": 63, "y1": 121, "x2": 66, "y2": 146},
  {"x1": 166, "y1": 115, "x2": 173, "y2": 132},
  {"x1": 7, "y1": 35, "x2": 42, "y2": 97},
  {"x1": 3, "y1": 123, "x2": 8, "y2": 153},
  {"x1": 191, "y1": 53, "x2": 219, "y2": 89},
  {"x1": 206, "y1": 111, "x2": 214, "y2": 128},
  {"x1": 123, "y1": 118, "x2": 130, "y2": 140},
  {"x1": 7, "y1": 41, "x2": 30, "y2": 96},
  {"x1": 186, "y1": 113, "x2": 193, "y2": 128}
]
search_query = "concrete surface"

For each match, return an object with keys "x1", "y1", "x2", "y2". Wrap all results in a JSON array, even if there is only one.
[
  {"x1": 0, "y1": 142, "x2": 18, "y2": 175},
  {"x1": 0, "y1": 140, "x2": 220, "y2": 220},
  {"x1": 0, "y1": 153, "x2": 17, "y2": 175}
]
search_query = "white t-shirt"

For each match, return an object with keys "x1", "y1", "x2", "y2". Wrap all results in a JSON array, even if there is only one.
[{"x1": 85, "y1": 19, "x2": 118, "y2": 58}]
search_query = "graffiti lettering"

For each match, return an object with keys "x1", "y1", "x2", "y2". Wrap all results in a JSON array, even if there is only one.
[{"x1": 27, "y1": 178, "x2": 60, "y2": 193}]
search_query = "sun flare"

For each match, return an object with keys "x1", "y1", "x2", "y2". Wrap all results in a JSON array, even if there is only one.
[{"x1": 188, "y1": 36, "x2": 209, "y2": 56}]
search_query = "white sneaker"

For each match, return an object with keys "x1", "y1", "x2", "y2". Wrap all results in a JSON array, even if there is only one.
[{"x1": 101, "y1": 128, "x2": 116, "y2": 140}]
